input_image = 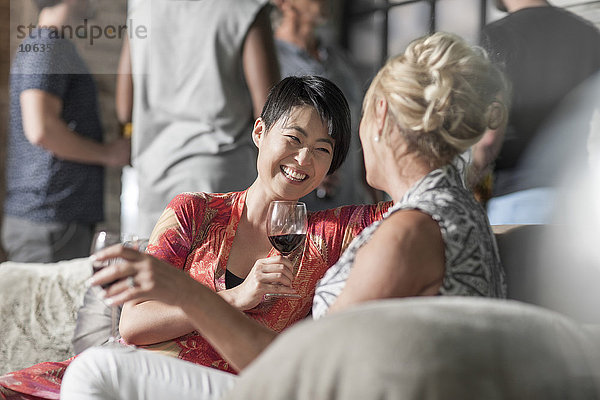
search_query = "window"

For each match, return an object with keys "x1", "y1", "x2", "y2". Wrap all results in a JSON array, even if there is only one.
[{"x1": 344, "y1": 0, "x2": 491, "y2": 83}]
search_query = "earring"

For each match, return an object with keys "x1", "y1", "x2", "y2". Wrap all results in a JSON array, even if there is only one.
[{"x1": 374, "y1": 135, "x2": 380, "y2": 143}]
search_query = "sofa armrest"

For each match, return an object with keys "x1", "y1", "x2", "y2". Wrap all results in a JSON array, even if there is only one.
[{"x1": 224, "y1": 298, "x2": 600, "y2": 399}]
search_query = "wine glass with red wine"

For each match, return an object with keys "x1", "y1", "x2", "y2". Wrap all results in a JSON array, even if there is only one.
[{"x1": 265, "y1": 201, "x2": 307, "y2": 299}]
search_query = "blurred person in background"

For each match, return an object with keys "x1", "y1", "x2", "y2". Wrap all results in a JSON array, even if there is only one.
[
  {"x1": 498, "y1": 71, "x2": 600, "y2": 323},
  {"x1": 480, "y1": 0, "x2": 600, "y2": 224},
  {"x1": 271, "y1": 0, "x2": 374, "y2": 210},
  {"x1": 126, "y1": 0, "x2": 280, "y2": 237},
  {"x1": 533, "y1": 70, "x2": 600, "y2": 324},
  {"x1": 2, "y1": 0, "x2": 131, "y2": 263}
]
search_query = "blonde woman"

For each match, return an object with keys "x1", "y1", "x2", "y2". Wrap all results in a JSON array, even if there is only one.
[
  {"x1": 313, "y1": 31, "x2": 508, "y2": 316},
  {"x1": 61, "y1": 32, "x2": 507, "y2": 400}
]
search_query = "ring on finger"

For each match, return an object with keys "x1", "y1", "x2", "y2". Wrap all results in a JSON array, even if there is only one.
[{"x1": 126, "y1": 276, "x2": 136, "y2": 289}]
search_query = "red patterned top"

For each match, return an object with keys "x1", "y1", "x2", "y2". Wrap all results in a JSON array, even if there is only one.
[{"x1": 0, "y1": 191, "x2": 390, "y2": 400}]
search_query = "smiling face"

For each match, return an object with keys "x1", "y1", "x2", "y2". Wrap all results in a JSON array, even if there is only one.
[{"x1": 254, "y1": 105, "x2": 334, "y2": 200}]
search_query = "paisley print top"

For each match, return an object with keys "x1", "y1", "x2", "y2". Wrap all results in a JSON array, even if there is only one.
[{"x1": 313, "y1": 164, "x2": 507, "y2": 320}]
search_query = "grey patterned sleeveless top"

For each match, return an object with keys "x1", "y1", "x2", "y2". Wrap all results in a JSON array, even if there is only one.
[{"x1": 312, "y1": 164, "x2": 506, "y2": 319}]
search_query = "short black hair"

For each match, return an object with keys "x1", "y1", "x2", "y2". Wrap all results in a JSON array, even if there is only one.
[
  {"x1": 260, "y1": 76, "x2": 351, "y2": 175},
  {"x1": 33, "y1": 0, "x2": 62, "y2": 10}
]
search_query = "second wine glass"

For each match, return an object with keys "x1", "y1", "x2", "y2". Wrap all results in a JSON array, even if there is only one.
[
  {"x1": 90, "y1": 231, "x2": 149, "y2": 346},
  {"x1": 89, "y1": 230, "x2": 122, "y2": 346}
]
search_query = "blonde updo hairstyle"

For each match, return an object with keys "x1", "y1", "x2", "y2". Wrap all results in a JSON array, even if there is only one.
[{"x1": 363, "y1": 32, "x2": 508, "y2": 168}]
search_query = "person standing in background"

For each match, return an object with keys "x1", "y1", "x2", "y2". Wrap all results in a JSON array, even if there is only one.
[
  {"x1": 127, "y1": 0, "x2": 280, "y2": 237},
  {"x1": 272, "y1": 0, "x2": 374, "y2": 210},
  {"x1": 480, "y1": 0, "x2": 600, "y2": 224},
  {"x1": 3, "y1": 0, "x2": 131, "y2": 263}
]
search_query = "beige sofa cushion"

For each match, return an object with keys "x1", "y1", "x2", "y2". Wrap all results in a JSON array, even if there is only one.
[{"x1": 225, "y1": 297, "x2": 600, "y2": 400}]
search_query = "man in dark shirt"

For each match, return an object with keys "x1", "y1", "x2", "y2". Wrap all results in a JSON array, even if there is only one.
[
  {"x1": 3, "y1": 0, "x2": 131, "y2": 262},
  {"x1": 480, "y1": 0, "x2": 600, "y2": 224}
]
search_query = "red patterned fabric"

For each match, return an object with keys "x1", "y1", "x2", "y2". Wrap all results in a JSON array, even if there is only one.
[
  {"x1": 0, "y1": 190, "x2": 390, "y2": 399},
  {"x1": 0, "y1": 361, "x2": 72, "y2": 400}
]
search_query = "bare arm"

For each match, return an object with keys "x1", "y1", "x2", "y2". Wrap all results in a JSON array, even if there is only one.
[
  {"x1": 328, "y1": 210, "x2": 445, "y2": 314},
  {"x1": 178, "y1": 278, "x2": 278, "y2": 371},
  {"x1": 243, "y1": 5, "x2": 280, "y2": 118},
  {"x1": 119, "y1": 292, "x2": 273, "y2": 348},
  {"x1": 115, "y1": 36, "x2": 133, "y2": 125},
  {"x1": 119, "y1": 301, "x2": 194, "y2": 345},
  {"x1": 20, "y1": 89, "x2": 130, "y2": 167}
]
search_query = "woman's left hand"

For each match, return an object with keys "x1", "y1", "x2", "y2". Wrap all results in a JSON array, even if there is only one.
[{"x1": 89, "y1": 244, "x2": 193, "y2": 307}]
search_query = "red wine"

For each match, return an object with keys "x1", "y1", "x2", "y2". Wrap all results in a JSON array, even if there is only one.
[
  {"x1": 92, "y1": 262, "x2": 118, "y2": 289},
  {"x1": 268, "y1": 234, "x2": 306, "y2": 256}
]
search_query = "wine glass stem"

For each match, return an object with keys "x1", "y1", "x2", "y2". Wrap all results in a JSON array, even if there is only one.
[{"x1": 109, "y1": 306, "x2": 118, "y2": 342}]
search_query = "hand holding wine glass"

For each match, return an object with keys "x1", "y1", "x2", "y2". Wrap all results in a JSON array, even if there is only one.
[
  {"x1": 89, "y1": 231, "x2": 149, "y2": 346},
  {"x1": 265, "y1": 201, "x2": 307, "y2": 299}
]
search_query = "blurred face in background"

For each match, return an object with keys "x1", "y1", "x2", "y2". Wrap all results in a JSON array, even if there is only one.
[{"x1": 287, "y1": 0, "x2": 330, "y2": 27}]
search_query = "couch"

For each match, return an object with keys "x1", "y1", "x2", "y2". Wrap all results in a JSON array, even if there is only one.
[
  {"x1": 225, "y1": 297, "x2": 600, "y2": 400},
  {"x1": 1, "y1": 225, "x2": 599, "y2": 398},
  {"x1": 224, "y1": 225, "x2": 600, "y2": 399},
  {"x1": 0, "y1": 257, "x2": 90, "y2": 375}
]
